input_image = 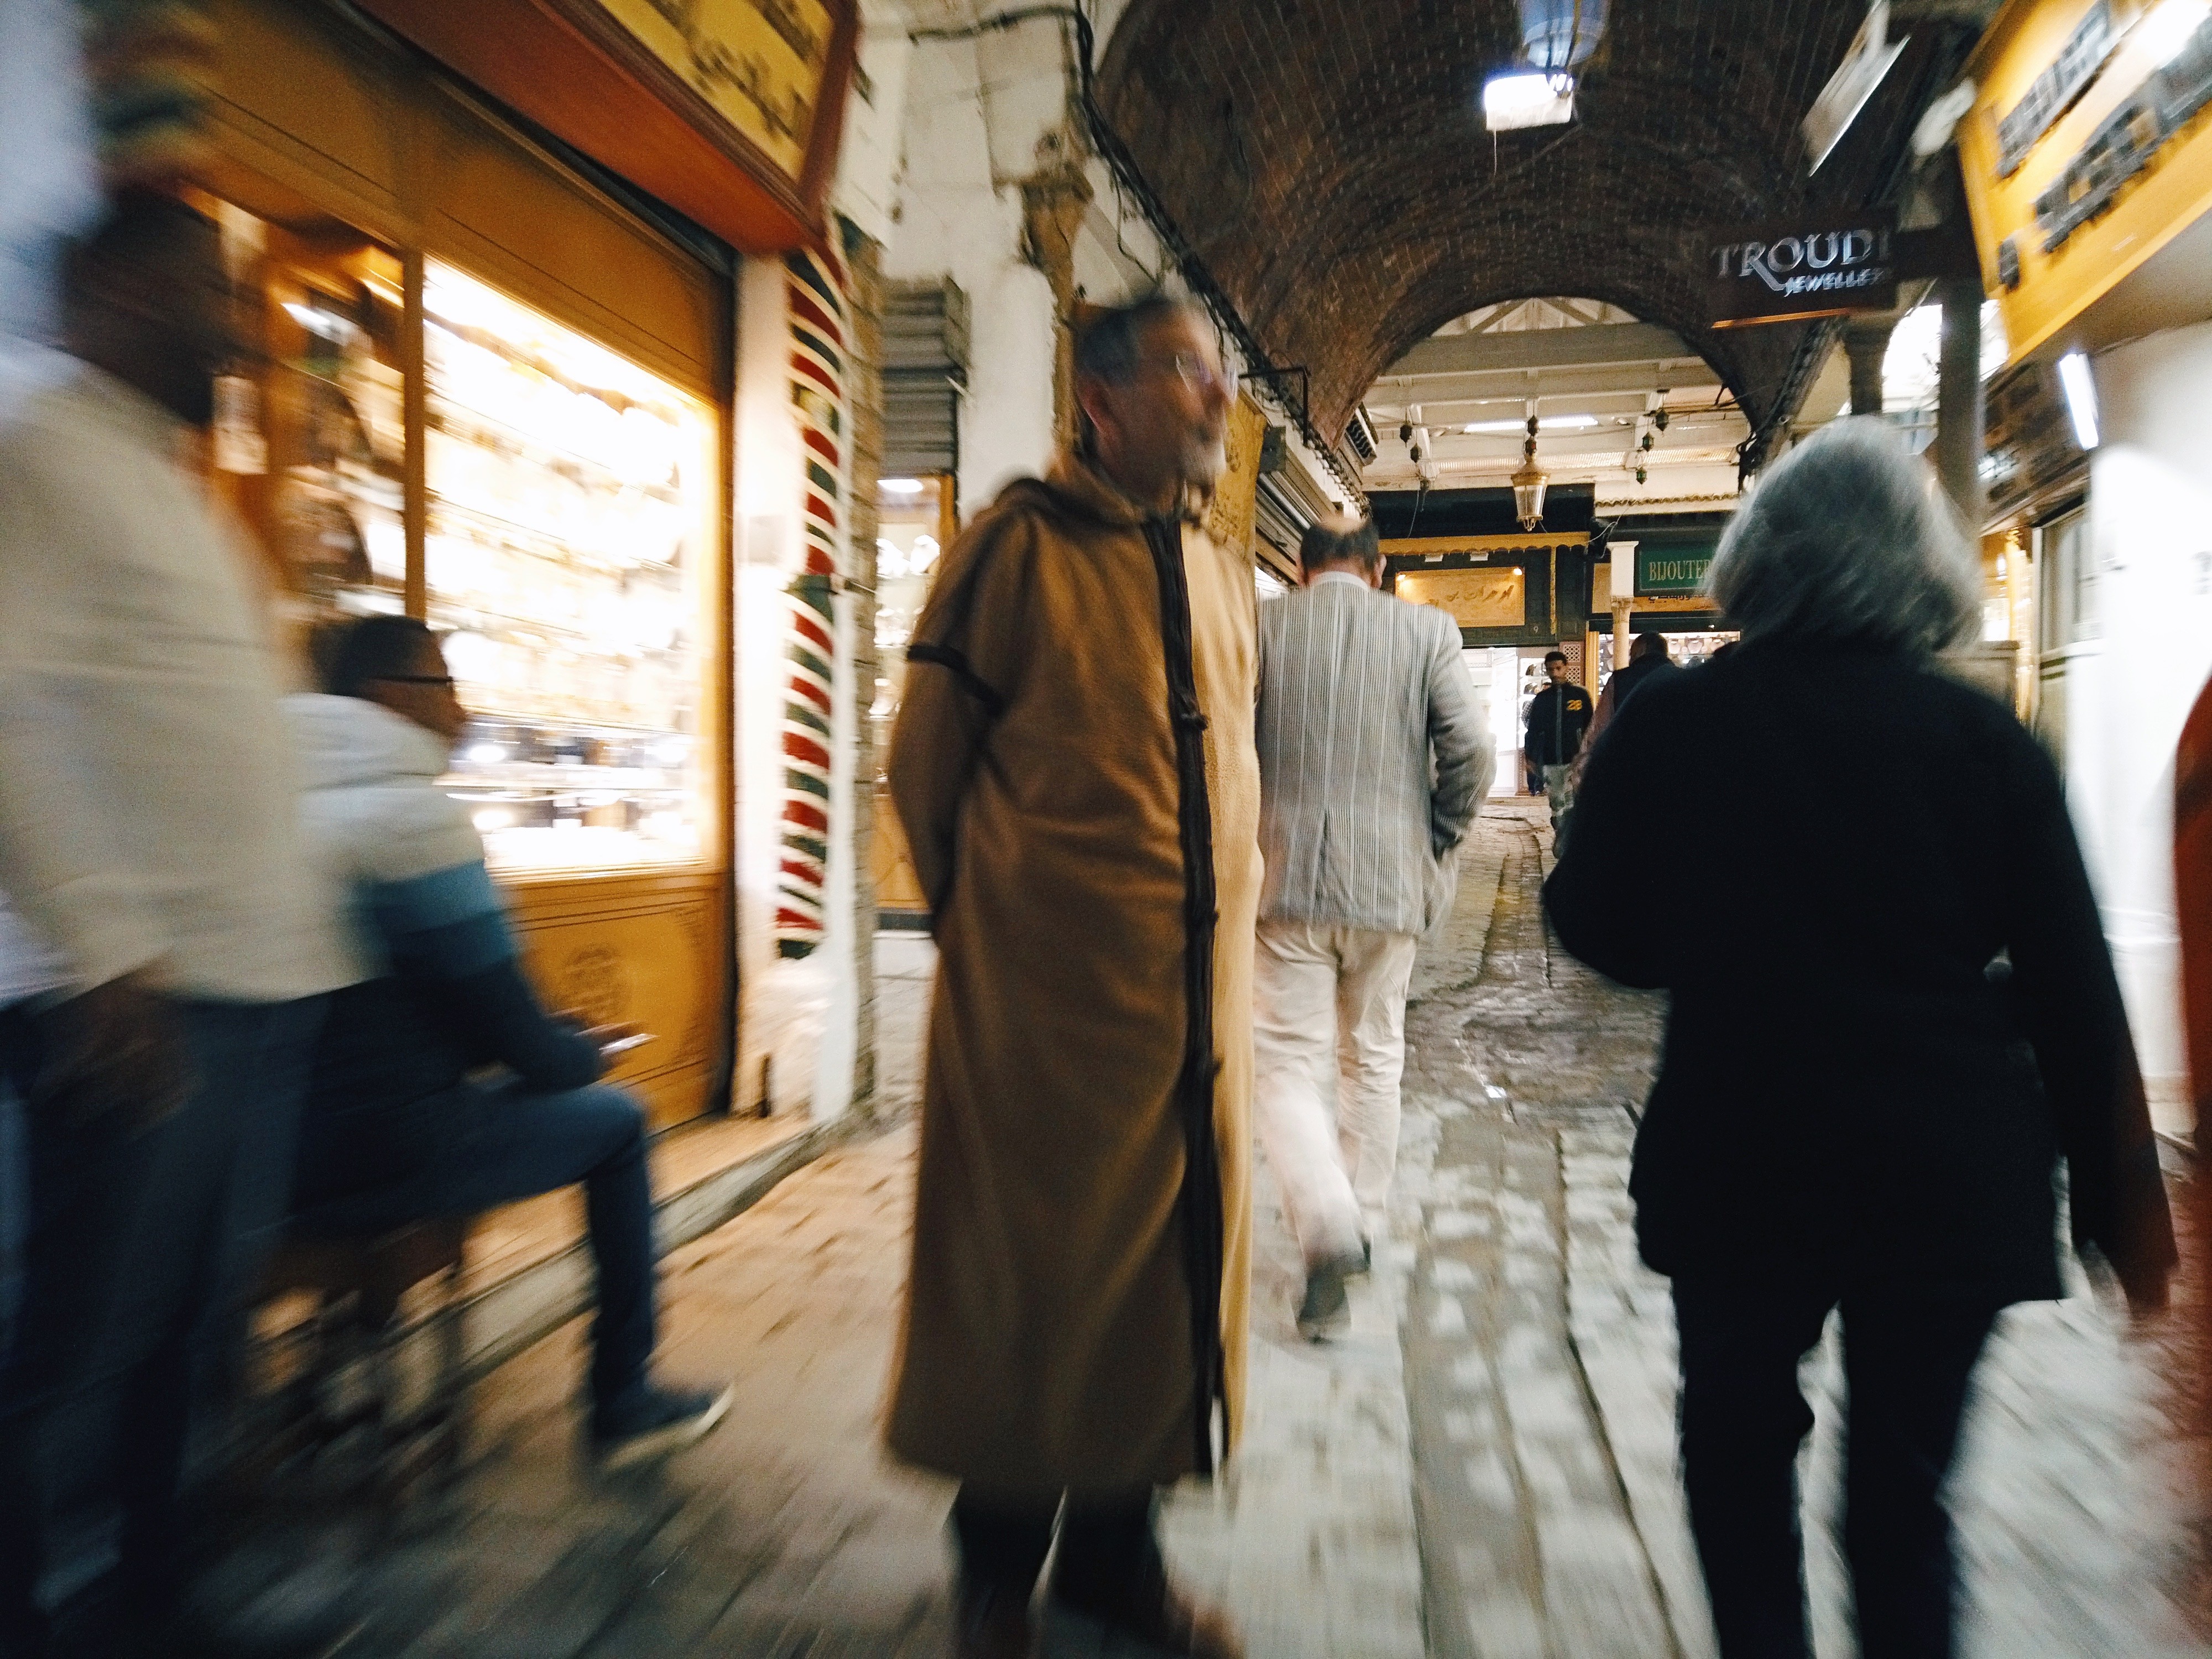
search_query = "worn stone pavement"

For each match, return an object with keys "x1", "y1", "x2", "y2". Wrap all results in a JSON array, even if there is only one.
[{"x1": 267, "y1": 804, "x2": 2203, "y2": 1656}]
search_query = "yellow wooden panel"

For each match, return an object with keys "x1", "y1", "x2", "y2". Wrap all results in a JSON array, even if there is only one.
[
  {"x1": 505, "y1": 870, "x2": 729, "y2": 1128},
  {"x1": 872, "y1": 807, "x2": 928, "y2": 912},
  {"x1": 419, "y1": 85, "x2": 723, "y2": 397},
  {"x1": 1395, "y1": 567, "x2": 1526, "y2": 629},
  {"x1": 208, "y1": 0, "x2": 410, "y2": 231},
  {"x1": 1203, "y1": 395, "x2": 1268, "y2": 560},
  {"x1": 1963, "y1": 0, "x2": 2212, "y2": 363}
]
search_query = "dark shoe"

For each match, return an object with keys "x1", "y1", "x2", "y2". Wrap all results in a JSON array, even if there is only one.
[
  {"x1": 1048, "y1": 1580, "x2": 1244, "y2": 1658},
  {"x1": 955, "y1": 1583, "x2": 1040, "y2": 1658},
  {"x1": 1295, "y1": 1251, "x2": 1361, "y2": 1342},
  {"x1": 590, "y1": 1381, "x2": 733, "y2": 1470}
]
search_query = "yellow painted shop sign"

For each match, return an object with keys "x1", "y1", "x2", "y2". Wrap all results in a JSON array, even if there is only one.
[
  {"x1": 1962, "y1": 0, "x2": 2212, "y2": 363},
  {"x1": 1204, "y1": 394, "x2": 1268, "y2": 560},
  {"x1": 598, "y1": 0, "x2": 836, "y2": 181},
  {"x1": 1392, "y1": 566, "x2": 1528, "y2": 629}
]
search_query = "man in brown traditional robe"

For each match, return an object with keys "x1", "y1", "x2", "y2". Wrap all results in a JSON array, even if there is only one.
[{"x1": 885, "y1": 295, "x2": 1261, "y2": 1659}]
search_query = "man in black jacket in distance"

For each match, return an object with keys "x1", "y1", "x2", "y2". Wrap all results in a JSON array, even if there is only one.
[{"x1": 1521, "y1": 649, "x2": 1591, "y2": 838}]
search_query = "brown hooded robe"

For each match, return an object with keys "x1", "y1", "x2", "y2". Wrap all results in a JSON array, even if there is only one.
[{"x1": 884, "y1": 453, "x2": 1260, "y2": 1492}]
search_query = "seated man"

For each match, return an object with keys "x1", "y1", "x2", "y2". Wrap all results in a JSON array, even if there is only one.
[{"x1": 286, "y1": 614, "x2": 728, "y2": 1468}]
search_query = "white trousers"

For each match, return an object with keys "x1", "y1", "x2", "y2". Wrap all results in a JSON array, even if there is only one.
[{"x1": 1251, "y1": 920, "x2": 1420, "y2": 1266}]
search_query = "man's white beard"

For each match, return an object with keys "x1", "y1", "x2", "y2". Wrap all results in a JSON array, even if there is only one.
[{"x1": 1181, "y1": 431, "x2": 1228, "y2": 489}]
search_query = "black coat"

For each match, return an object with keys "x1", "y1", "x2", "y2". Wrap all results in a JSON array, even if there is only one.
[
  {"x1": 1543, "y1": 641, "x2": 2170, "y2": 1302},
  {"x1": 1524, "y1": 681, "x2": 1592, "y2": 769}
]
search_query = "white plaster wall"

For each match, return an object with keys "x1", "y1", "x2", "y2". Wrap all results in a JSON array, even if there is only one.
[
  {"x1": 834, "y1": 8, "x2": 914, "y2": 248},
  {"x1": 885, "y1": 28, "x2": 1061, "y2": 518},
  {"x1": 2075, "y1": 320, "x2": 2212, "y2": 1129}
]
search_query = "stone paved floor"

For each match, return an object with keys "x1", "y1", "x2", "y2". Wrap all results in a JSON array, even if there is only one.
[
  {"x1": 248, "y1": 804, "x2": 2204, "y2": 1657},
  {"x1": 1397, "y1": 804, "x2": 2204, "y2": 1659}
]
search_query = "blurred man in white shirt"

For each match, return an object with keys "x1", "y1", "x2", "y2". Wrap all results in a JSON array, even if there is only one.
[{"x1": 0, "y1": 191, "x2": 350, "y2": 1659}]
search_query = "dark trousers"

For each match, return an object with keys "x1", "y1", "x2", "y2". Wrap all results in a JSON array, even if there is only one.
[
  {"x1": 294, "y1": 1077, "x2": 655, "y2": 1415},
  {"x1": 1672, "y1": 1279, "x2": 2000, "y2": 1659},
  {"x1": 0, "y1": 996, "x2": 324, "y2": 1652},
  {"x1": 950, "y1": 1486, "x2": 1160, "y2": 1615}
]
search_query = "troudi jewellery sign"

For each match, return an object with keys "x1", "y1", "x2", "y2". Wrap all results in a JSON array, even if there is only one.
[
  {"x1": 1705, "y1": 209, "x2": 1899, "y2": 326},
  {"x1": 1634, "y1": 540, "x2": 1718, "y2": 597}
]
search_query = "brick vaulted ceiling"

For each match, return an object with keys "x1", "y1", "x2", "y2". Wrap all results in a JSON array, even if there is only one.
[{"x1": 1093, "y1": 0, "x2": 1981, "y2": 447}]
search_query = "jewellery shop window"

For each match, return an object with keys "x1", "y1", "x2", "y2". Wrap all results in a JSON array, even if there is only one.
[
  {"x1": 206, "y1": 201, "x2": 406, "y2": 621},
  {"x1": 421, "y1": 263, "x2": 717, "y2": 875},
  {"x1": 204, "y1": 197, "x2": 718, "y2": 876}
]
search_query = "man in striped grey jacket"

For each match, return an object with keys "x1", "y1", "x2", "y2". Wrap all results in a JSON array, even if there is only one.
[{"x1": 1254, "y1": 518, "x2": 1493, "y2": 1338}]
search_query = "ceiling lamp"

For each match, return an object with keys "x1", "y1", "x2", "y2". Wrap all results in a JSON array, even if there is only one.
[
  {"x1": 1483, "y1": 71, "x2": 1575, "y2": 129},
  {"x1": 1463, "y1": 413, "x2": 1598, "y2": 434},
  {"x1": 1511, "y1": 415, "x2": 1549, "y2": 529},
  {"x1": 1485, "y1": 0, "x2": 1604, "y2": 129}
]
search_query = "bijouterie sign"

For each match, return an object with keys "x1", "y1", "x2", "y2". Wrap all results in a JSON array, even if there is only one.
[{"x1": 1705, "y1": 210, "x2": 1898, "y2": 327}]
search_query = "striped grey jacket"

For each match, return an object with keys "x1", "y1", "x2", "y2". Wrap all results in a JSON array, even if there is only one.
[{"x1": 1255, "y1": 578, "x2": 1495, "y2": 935}]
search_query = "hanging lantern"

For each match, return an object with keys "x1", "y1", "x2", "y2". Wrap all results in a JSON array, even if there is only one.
[{"x1": 1511, "y1": 415, "x2": 1548, "y2": 529}]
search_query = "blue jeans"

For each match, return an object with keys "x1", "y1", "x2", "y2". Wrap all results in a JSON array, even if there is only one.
[
  {"x1": 0, "y1": 995, "x2": 324, "y2": 1646},
  {"x1": 293, "y1": 1078, "x2": 656, "y2": 1417}
]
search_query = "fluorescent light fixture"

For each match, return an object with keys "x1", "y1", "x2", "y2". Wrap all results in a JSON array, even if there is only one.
[
  {"x1": 1462, "y1": 414, "x2": 1599, "y2": 434},
  {"x1": 2057, "y1": 351, "x2": 2100, "y2": 450},
  {"x1": 2137, "y1": 0, "x2": 2211, "y2": 65},
  {"x1": 881, "y1": 477, "x2": 925, "y2": 494},
  {"x1": 1483, "y1": 71, "x2": 1575, "y2": 131}
]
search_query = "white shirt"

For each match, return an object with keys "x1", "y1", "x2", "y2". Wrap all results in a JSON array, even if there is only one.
[
  {"x1": 0, "y1": 894, "x2": 65, "y2": 1008},
  {"x1": 1310, "y1": 570, "x2": 1372, "y2": 591},
  {"x1": 0, "y1": 366, "x2": 352, "y2": 999}
]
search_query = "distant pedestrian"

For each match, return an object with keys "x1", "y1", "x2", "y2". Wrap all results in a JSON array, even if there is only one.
[
  {"x1": 885, "y1": 293, "x2": 1258, "y2": 1659},
  {"x1": 1522, "y1": 648, "x2": 1590, "y2": 841},
  {"x1": 1545, "y1": 419, "x2": 2177, "y2": 1659},
  {"x1": 0, "y1": 190, "x2": 352, "y2": 1658},
  {"x1": 1572, "y1": 630, "x2": 1681, "y2": 792},
  {"x1": 1252, "y1": 515, "x2": 1491, "y2": 1338},
  {"x1": 1593, "y1": 630, "x2": 1679, "y2": 745}
]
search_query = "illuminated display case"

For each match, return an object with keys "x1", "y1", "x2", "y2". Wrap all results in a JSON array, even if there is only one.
[
  {"x1": 421, "y1": 263, "x2": 717, "y2": 874},
  {"x1": 198, "y1": 158, "x2": 730, "y2": 1128},
  {"x1": 205, "y1": 204, "x2": 406, "y2": 622}
]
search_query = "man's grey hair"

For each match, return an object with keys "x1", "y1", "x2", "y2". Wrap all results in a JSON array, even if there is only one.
[
  {"x1": 1301, "y1": 515, "x2": 1380, "y2": 573},
  {"x1": 1705, "y1": 418, "x2": 1980, "y2": 655},
  {"x1": 1072, "y1": 291, "x2": 1197, "y2": 387}
]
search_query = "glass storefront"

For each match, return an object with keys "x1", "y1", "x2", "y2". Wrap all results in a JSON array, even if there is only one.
[
  {"x1": 421, "y1": 263, "x2": 716, "y2": 873},
  {"x1": 205, "y1": 202, "x2": 720, "y2": 879}
]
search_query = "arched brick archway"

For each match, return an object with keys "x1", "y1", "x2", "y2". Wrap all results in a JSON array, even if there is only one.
[{"x1": 1093, "y1": 0, "x2": 1979, "y2": 444}]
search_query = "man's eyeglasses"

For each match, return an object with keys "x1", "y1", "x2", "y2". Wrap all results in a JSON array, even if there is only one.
[{"x1": 1158, "y1": 351, "x2": 1238, "y2": 400}]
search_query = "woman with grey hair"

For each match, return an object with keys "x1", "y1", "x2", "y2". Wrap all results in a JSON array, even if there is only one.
[{"x1": 1544, "y1": 419, "x2": 2175, "y2": 1658}]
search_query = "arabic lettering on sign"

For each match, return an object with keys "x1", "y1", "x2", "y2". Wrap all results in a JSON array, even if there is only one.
[
  {"x1": 1203, "y1": 395, "x2": 1267, "y2": 560},
  {"x1": 1996, "y1": 0, "x2": 2117, "y2": 176},
  {"x1": 602, "y1": 0, "x2": 831, "y2": 179},
  {"x1": 1392, "y1": 567, "x2": 1528, "y2": 630},
  {"x1": 2034, "y1": 15, "x2": 2212, "y2": 251}
]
